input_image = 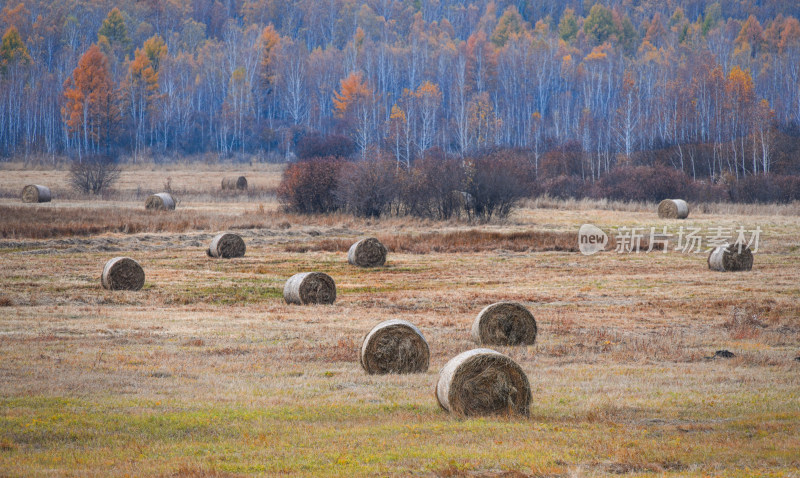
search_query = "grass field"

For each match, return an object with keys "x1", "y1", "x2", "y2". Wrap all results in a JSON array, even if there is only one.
[{"x1": 1, "y1": 164, "x2": 799, "y2": 477}]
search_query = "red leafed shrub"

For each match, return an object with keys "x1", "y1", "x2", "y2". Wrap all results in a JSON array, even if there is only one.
[{"x1": 277, "y1": 157, "x2": 346, "y2": 213}]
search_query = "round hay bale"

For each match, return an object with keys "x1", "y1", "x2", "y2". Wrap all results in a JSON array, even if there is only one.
[
  {"x1": 283, "y1": 272, "x2": 336, "y2": 305},
  {"x1": 21, "y1": 185, "x2": 51, "y2": 203},
  {"x1": 347, "y1": 237, "x2": 387, "y2": 267},
  {"x1": 101, "y1": 257, "x2": 145, "y2": 291},
  {"x1": 471, "y1": 302, "x2": 537, "y2": 346},
  {"x1": 360, "y1": 319, "x2": 429, "y2": 374},
  {"x1": 708, "y1": 243, "x2": 753, "y2": 272},
  {"x1": 222, "y1": 176, "x2": 248, "y2": 190},
  {"x1": 145, "y1": 192, "x2": 175, "y2": 210},
  {"x1": 208, "y1": 232, "x2": 246, "y2": 258},
  {"x1": 657, "y1": 199, "x2": 689, "y2": 219},
  {"x1": 436, "y1": 348, "x2": 531, "y2": 418}
]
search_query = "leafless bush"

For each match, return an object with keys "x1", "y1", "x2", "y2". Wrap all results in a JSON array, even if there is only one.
[
  {"x1": 398, "y1": 157, "x2": 466, "y2": 220},
  {"x1": 465, "y1": 151, "x2": 534, "y2": 219},
  {"x1": 69, "y1": 155, "x2": 121, "y2": 195},
  {"x1": 336, "y1": 159, "x2": 398, "y2": 217}
]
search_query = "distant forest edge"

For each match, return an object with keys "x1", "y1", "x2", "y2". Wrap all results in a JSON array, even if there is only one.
[{"x1": 2, "y1": 0, "x2": 800, "y2": 186}]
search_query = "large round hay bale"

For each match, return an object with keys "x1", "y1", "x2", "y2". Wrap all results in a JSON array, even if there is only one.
[
  {"x1": 283, "y1": 272, "x2": 336, "y2": 305},
  {"x1": 101, "y1": 257, "x2": 145, "y2": 291},
  {"x1": 657, "y1": 199, "x2": 689, "y2": 219},
  {"x1": 21, "y1": 185, "x2": 51, "y2": 203},
  {"x1": 347, "y1": 237, "x2": 387, "y2": 267},
  {"x1": 221, "y1": 176, "x2": 248, "y2": 190},
  {"x1": 360, "y1": 319, "x2": 429, "y2": 374},
  {"x1": 436, "y1": 348, "x2": 531, "y2": 417},
  {"x1": 145, "y1": 192, "x2": 175, "y2": 210},
  {"x1": 708, "y1": 243, "x2": 753, "y2": 272},
  {"x1": 207, "y1": 232, "x2": 246, "y2": 258},
  {"x1": 471, "y1": 302, "x2": 537, "y2": 346}
]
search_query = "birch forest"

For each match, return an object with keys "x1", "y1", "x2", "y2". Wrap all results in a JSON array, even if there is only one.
[{"x1": 2, "y1": 0, "x2": 800, "y2": 183}]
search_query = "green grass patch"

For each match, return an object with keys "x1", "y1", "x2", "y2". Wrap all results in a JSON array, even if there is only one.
[
  {"x1": 1, "y1": 394, "x2": 799, "y2": 477},
  {"x1": 176, "y1": 285, "x2": 283, "y2": 305}
]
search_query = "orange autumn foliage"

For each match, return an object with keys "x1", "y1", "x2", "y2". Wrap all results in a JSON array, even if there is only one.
[
  {"x1": 62, "y1": 44, "x2": 116, "y2": 150},
  {"x1": 332, "y1": 71, "x2": 371, "y2": 118}
]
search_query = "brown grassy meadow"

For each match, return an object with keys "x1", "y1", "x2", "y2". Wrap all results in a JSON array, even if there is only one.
[{"x1": 1, "y1": 164, "x2": 799, "y2": 477}]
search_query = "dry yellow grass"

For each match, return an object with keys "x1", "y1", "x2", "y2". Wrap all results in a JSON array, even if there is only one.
[
  {"x1": 0, "y1": 162, "x2": 283, "y2": 204},
  {"x1": 1, "y1": 164, "x2": 799, "y2": 476}
]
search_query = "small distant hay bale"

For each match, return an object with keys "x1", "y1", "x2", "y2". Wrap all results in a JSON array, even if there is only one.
[
  {"x1": 207, "y1": 232, "x2": 246, "y2": 258},
  {"x1": 360, "y1": 319, "x2": 429, "y2": 375},
  {"x1": 145, "y1": 192, "x2": 175, "y2": 210},
  {"x1": 657, "y1": 199, "x2": 689, "y2": 219},
  {"x1": 101, "y1": 257, "x2": 145, "y2": 291},
  {"x1": 347, "y1": 237, "x2": 387, "y2": 267},
  {"x1": 436, "y1": 348, "x2": 531, "y2": 418},
  {"x1": 708, "y1": 243, "x2": 753, "y2": 272},
  {"x1": 283, "y1": 272, "x2": 336, "y2": 305},
  {"x1": 472, "y1": 302, "x2": 537, "y2": 346},
  {"x1": 21, "y1": 185, "x2": 51, "y2": 203},
  {"x1": 221, "y1": 176, "x2": 248, "y2": 190}
]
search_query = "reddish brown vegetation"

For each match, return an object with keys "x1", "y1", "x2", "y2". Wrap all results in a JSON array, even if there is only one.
[
  {"x1": 277, "y1": 157, "x2": 345, "y2": 214},
  {"x1": 279, "y1": 149, "x2": 800, "y2": 224},
  {"x1": 540, "y1": 168, "x2": 800, "y2": 204},
  {"x1": 337, "y1": 159, "x2": 399, "y2": 218},
  {"x1": 467, "y1": 151, "x2": 534, "y2": 218},
  {"x1": 278, "y1": 151, "x2": 534, "y2": 219},
  {"x1": 399, "y1": 157, "x2": 466, "y2": 220},
  {"x1": 0, "y1": 206, "x2": 263, "y2": 239}
]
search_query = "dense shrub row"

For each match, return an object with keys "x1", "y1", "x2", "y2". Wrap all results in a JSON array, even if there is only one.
[
  {"x1": 278, "y1": 149, "x2": 800, "y2": 219},
  {"x1": 728, "y1": 174, "x2": 800, "y2": 203},
  {"x1": 278, "y1": 151, "x2": 536, "y2": 219},
  {"x1": 543, "y1": 167, "x2": 800, "y2": 204}
]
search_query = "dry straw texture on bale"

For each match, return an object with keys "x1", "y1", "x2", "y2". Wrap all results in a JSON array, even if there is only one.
[
  {"x1": 145, "y1": 192, "x2": 176, "y2": 211},
  {"x1": 436, "y1": 348, "x2": 531, "y2": 417},
  {"x1": 360, "y1": 320, "x2": 429, "y2": 374},
  {"x1": 221, "y1": 176, "x2": 248, "y2": 190},
  {"x1": 21, "y1": 185, "x2": 51, "y2": 203},
  {"x1": 472, "y1": 302, "x2": 537, "y2": 346},
  {"x1": 348, "y1": 237, "x2": 388, "y2": 267},
  {"x1": 283, "y1": 272, "x2": 336, "y2": 305},
  {"x1": 708, "y1": 243, "x2": 753, "y2": 272},
  {"x1": 207, "y1": 232, "x2": 246, "y2": 258},
  {"x1": 658, "y1": 199, "x2": 689, "y2": 219},
  {"x1": 101, "y1": 257, "x2": 145, "y2": 291}
]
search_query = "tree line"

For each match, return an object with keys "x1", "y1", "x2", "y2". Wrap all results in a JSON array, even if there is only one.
[{"x1": 2, "y1": 0, "x2": 800, "y2": 183}]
